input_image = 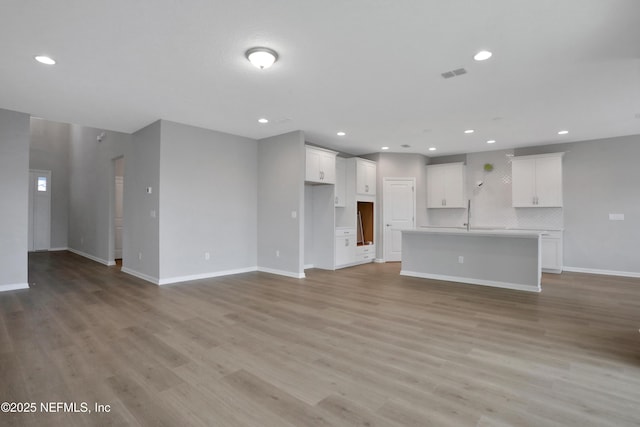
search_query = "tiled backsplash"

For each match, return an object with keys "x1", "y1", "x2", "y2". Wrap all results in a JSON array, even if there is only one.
[{"x1": 427, "y1": 149, "x2": 564, "y2": 230}]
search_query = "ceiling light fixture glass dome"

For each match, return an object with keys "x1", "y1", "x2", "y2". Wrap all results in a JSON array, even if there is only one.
[{"x1": 246, "y1": 47, "x2": 278, "y2": 69}]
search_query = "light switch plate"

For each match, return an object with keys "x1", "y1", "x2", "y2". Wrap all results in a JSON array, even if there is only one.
[
  {"x1": 291, "y1": 210, "x2": 297, "y2": 219},
  {"x1": 609, "y1": 213, "x2": 624, "y2": 221}
]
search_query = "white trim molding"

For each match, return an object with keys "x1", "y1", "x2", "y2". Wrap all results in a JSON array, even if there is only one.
[
  {"x1": 121, "y1": 267, "x2": 160, "y2": 285},
  {"x1": 400, "y1": 270, "x2": 541, "y2": 293},
  {"x1": 49, "y1": 247, "x2": 69, "y2": 252},
  {"x1": 67, "y1": 248, "x2": 113, "y2": 266},
  {"x1": 0, "y1": 283, "x2": 29, "y2": 292},
  {"x1": 563, "y1": 266, "x2": 640, "y2": 279},
  {"x1": 158, "y1": 266, "x2": 258, "y2": 285},
  {"x1": 374, "y1": 258, "x2": 385, "y2": 263},
  {"x1": 257, "y1": 267, "x2": 305, "y2": 279}
]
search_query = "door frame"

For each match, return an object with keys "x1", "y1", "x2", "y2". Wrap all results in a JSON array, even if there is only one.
[
  {"x1": 28, "y1": 169, "x2": 52, "y2": 252},
  {"x1": 382, "y1": 177, "x2": 416, "y2": 262},
  {"x1": 109, "y1": 156, "x2": 125, "y2": 265}
]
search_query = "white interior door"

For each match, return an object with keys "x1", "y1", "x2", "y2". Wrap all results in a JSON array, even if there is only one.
[
  {"x1": 28, "y1": 170, "x2": 51, "y2": 252},
  {"x1": 383, "y1": 178, "x2": 415, "y2": 262},
  {"x1": 114, "y1": 175, "x2": 124, "y2": 259}
]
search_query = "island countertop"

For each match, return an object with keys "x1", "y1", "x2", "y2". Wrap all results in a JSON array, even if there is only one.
[{"x1": 407, "y1": 228, "x2": 543, "y2": 239}]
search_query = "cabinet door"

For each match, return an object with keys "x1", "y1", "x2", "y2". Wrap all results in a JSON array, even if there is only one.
[
  {"x1": 335, "y1": 157, "x2": 346, "y2": 206},
  {"x1": 356, "y1": 159, "x2": 376, "y2": 195},
  {"x1": 511, "y1": 158, "x2": 536, "y2": 207},
  {"x1": 427, "y1": 166, "x2": 445, "y2": 207},
  {"x1": 320, "y1": 151, "x2": 336, "y2": 184},
  {"x1": 535, "y1": 157, "x2": 562, "y2": 207},
  {"x1": 443, "y1": 164, "x2": 466, "y2": 208},
  {"x1": 305, "y1": 147, "x2": 322, "y2": 182},
  {"x1": 335, "y1": 235, "x2": 356, "y2": 266},
  {"x1": 541, "y1": 237, "x2": 561, "y2": 271}
]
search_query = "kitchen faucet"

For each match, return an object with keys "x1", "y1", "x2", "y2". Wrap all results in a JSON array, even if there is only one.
[{"x1": 463, "y1": 199, "x2": 471, "y2": 231}]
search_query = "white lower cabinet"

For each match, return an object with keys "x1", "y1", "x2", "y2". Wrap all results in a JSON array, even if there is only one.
[
  {"x1": 540, "y1": 231, "x2": 563, "y2": 273},
  {"x1": 356, "y1": 244, "x2": 375, "y2": 262},
  {"x1": 335, "y1": 228, "x2": 356, "y2": 267}
]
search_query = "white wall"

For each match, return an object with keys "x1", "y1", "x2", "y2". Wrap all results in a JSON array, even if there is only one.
[
  {"x1": 122, "y1": 121, "x2": 160, "y2": 281},
  {"x1": 257, "y1": 131, "x2": 305, "y2": 278},
  {"x1": 158, "y1": 120, "x2": 258, "y2": 283},
  {"x1": 29, "y1": 118, "x2": 70, "y2": 249},
  {"x1": 0, "y1": 109, "x2": 30, "y2": 291}
]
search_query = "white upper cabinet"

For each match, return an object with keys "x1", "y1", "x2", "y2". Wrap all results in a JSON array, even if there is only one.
[
  {"x1": 511, "y1": 153, "x2": 563, "y2": 207},
  {"x1": 306, "y1": 145, "x2": 337, "y2": 184},
  {"x1": 426, "y1": 162, "x2": 466, "y2": 208},
  {"x1": 335, "y1": 157, "x2": 346, "y2": 206},
  {"x1": 356, "y1": 158, "x2": 376, "y2": 195}
]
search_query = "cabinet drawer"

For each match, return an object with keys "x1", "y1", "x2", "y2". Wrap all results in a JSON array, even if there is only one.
[
  {"x1": 356, "y1": 244, "x2": 374, "y2": 255},
  {"x1": 336, "y1": 228, "x2": 356, "y2": 237}
]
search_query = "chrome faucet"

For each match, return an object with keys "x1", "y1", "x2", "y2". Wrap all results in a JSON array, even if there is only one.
[{"x1": 463, "y1": 199, "x2": 471, "y2": 231}]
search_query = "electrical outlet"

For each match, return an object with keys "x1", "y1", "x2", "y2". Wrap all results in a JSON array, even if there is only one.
[
  {"x1": 204, "y1": 252, "x2": 210, "y2": 260},
  {"x1": 276, "y1": 250, "x2": 280, "y2": 257},
  {"x1": 458, "y1": 256, "x2": 464, "y2": 264},
  {"x1": 138, "y1": 252, "x2": 142, "y2": 260}
]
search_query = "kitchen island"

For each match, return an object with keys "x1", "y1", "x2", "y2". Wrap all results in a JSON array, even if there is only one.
[{"x1": 400, "y1": 228, "x2": 542, "y2": 292}]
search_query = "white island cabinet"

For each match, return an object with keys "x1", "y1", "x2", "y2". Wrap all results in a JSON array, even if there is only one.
[
  {"x1": 401, "y1": 229, "x2": 542, "y2": 292},
  {"x1": 511, "y1": 153, "x2": 563, "y2": 207}
]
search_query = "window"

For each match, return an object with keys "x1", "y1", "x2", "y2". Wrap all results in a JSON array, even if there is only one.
[{"x1": 37, "y1": 176, "x2": 47, "y2": 192}]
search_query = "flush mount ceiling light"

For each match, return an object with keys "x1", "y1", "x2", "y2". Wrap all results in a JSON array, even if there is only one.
[
  {"x1": 337, "y1": 131, "x2": 346, "y2": 136},
  {"x1": 486, "y1": 140, "x2": 496, "y2": 144},
  {"x1": 246, "y1": 47, "x2": 278, "y2": 69},
  {"x1": 558, "y1": 130, "x2": 569, "y2": 135},
  {"x1": 474, "y1": 50, "x2": 492, "y2": 61},
  {"x1": 258, "y1": 118, "x2": 269, "y2": 124},
  {"x1": 35, "y1": 55, "x2": 56, "y2": 65},
  {"x1": 464, "y1": 129, "x2": 475, "y2": 134}
]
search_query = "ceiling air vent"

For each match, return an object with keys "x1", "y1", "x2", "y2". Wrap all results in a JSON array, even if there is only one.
[
  {"x1": 400, "y1": 144, "x2": 411, "y2": 148},
  {"x1": 441, "y1": 68, "x2": 467, "y2": 79}
]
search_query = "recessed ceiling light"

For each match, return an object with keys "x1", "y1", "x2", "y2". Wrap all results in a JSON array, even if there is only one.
[
  {"x1": 474, "y1": 50, "x2": 492, "y2": 61},
  {"x1": 464, "y1": 129, "x2": 474, "y2": 134},
  {"x1": 245, "y1": 47, "x2": 278, "y2": 69},
  {"x1": 428, "y1": 147, "x2": 437, "y2": 151},
  {"x1": 337, "y1": 131, "x2": 346, "y2": 136},
  {"x1": 258, "y1": 118, "x2": 269, "y2": 124},
  {"x1": 487, "y1": 140, "x2": 496, "y2": 144},
  {"x1": 381, "y1": 146, "x2": 389, "y2": 150},
  {"x1": 35, "y1": 55, "x2": 55, "y2": 65},
  {"x1": 558, "y1": 130, "x2": 569, "y2": 135}
]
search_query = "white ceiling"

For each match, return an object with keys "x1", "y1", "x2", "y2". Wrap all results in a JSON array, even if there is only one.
[{"x1": 1, "y1": 0, "x2": 639, "y2": 156}]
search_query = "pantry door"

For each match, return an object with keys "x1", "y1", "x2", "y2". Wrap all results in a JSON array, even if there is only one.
[{"x1": 383, "y1": 178, "x2": 415, "y2": 262}]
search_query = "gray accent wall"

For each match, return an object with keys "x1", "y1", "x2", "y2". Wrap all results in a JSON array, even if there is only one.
[
  {"x1": 158, "y1": 120, "x2": 258, "y2": 281},
  {"x1": 122, "y1": 121, "x2": 160, "y2": 280},
  {"x1": 516, "y1": 135, "x2": 640, "y2": 274},
  {"x1": 29, "y1": 118, "x2": 70, "y2": 249},
  {"x1": 257, "y1": 131, "x2": 305, "y2": 277},
  {"x1": 0, "y1": 109, "x2": 30, "y2": 289},
  {"x1": 68, "y1": 124, "x2": 131, "y2": 265}
]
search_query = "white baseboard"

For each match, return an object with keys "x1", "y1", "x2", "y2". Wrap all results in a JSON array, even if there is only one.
[
  {"x1": 121, "y1": 267, "x2": 160, "y2": 285},
  {"x1": 257, "y1": 267, "x2": 305, "y2": 279},
  {"x1": 374, "y1": 258, "x2": 385, "y2": 263},
  {"x1": 158, "y1": 266, "x2": 258, "y2": 285},
  {"x1": 304, "y1": 264, "x2": 314, "y2": 270},
  {"x1": 0, "y1": 283, "x2": 29, "y2": 292},
  {"x1": 563, "y1": 266, "x2": 640, "y2": 279},
  {"x1": 400, "y1": 270, "x2": 541, "y2": 293},
  {"x1": 49, "y1": 247, "x2": 68, "y2": 251},
  {"x1": 67, "y1": 248, "x2": 113, "y2": 266}
]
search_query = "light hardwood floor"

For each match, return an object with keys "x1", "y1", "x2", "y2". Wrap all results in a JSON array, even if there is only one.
[{"x1": 1, "y1": 251, "x2": 640, "y2": 426}]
